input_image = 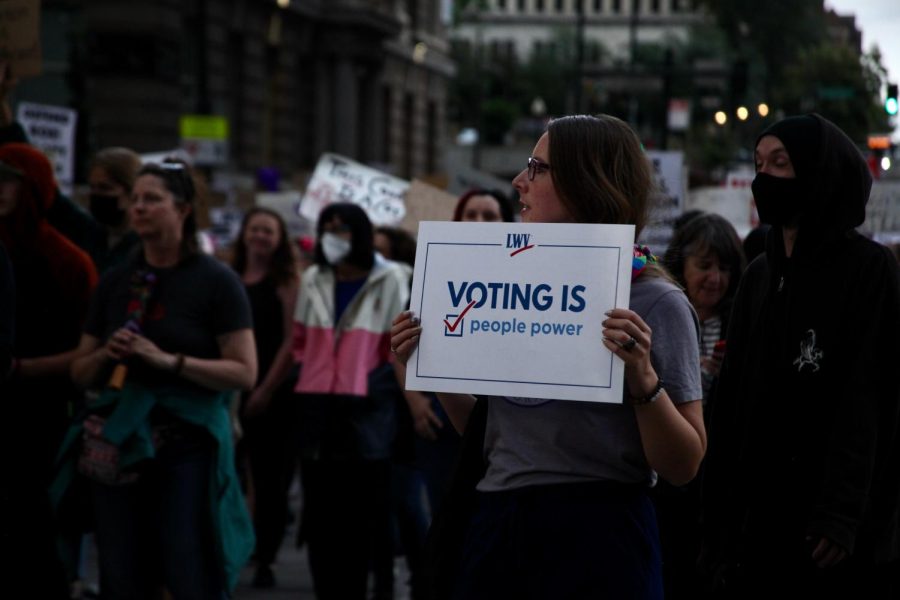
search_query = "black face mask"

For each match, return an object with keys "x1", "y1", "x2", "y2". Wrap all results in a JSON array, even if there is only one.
[
  {"x1": 751, "y1": 173, "x2": 807, "y2": 227},
  {"x1": 89, "y1": 193, "x2": 126, "y2": 227}
]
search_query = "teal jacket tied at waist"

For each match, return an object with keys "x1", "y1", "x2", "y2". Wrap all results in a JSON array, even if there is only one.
[{"x1": 50, "y1": 383, "x2": 254, "y2": 592}]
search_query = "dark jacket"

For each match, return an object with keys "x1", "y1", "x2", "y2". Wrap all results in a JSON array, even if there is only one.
[{"x1": 702, "y1": 115, "x2": 900, "y2": 576}]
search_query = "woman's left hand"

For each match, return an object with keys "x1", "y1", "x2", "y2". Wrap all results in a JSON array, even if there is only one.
[
  {"x1": 602, "y1": 308, "x2": 658, "y2": 397},
  {"x1": 127, "y1": 334, "x2": 169, "y2": 370}
]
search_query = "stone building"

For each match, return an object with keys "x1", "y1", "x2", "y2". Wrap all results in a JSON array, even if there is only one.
[
  {"x1": 18, "y1": 0, "x2": 453, "y2": 181},
  {"x1": 451, "y1": 0, "x2": 702, "y2": 68}
]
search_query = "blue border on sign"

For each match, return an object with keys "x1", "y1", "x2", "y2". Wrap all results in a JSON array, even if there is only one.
[{"x1": 415, "y1": 242, "x2": 622, "y2": 390}]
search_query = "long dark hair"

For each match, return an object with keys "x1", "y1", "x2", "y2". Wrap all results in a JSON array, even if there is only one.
[
  {"x1": 663, "y1": 213, "x2": 746, "y2": 311},
  {"x1": 375, "y1": 226, "x2": 417, "y2": 267},
  {"x1": 232, "y1": 207, "x2": 298, "y2": 287},
  {"x1": 314, "y1": 203, "x2": 375, "y2": 271},
  {"x1": 136, "y1": 160, "x2": 199, "y2": 257},
  {"x1": 547, "y1": 114, "x2": 652, "y2": 236}
]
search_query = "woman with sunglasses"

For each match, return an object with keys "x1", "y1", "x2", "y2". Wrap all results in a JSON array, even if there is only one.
[{"x1": 391, "y1": 115, "x2": 705, "y2": 599}]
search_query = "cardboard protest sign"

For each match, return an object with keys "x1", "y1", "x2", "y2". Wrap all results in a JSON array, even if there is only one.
[
  {"x1": 0, "y1": 0, "x2": 41, "y2": 78},
  {"x1": 399, "y1": 179, "x2": 457, "y2": 234},
  {"x1": 406, "y1": 222, "x2": 634, "y2": 403},
  {"x1": 300, "y1": 153, "x2": 408, "y2": 226}
]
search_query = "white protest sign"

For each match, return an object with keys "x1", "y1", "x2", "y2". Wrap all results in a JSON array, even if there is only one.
[
  {"x1": 16, "y1": 101, "x2": 77, "y2": 193},
  {"x1": 406, "y1": 222, "x2": 634, "y2": 403},
  {"x1": 639, "y1": 150, "x2": 685, "y2": 253},
  {"x1": 300, "y1": 153, "x2": 408, "y2": 226}
]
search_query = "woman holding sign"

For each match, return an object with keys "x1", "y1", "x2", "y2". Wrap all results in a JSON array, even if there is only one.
[{"x1": 391, "y1": 114, "x2": 705, "y2": 599}]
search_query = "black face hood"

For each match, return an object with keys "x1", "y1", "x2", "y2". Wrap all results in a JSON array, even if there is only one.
[{"x1": 756, "y1": 113, "x2": 871, "y2": 242}]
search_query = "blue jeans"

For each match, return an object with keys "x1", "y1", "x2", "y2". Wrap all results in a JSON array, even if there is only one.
[{"x1": 91, "y1": 431, "x2": 225, "y2": 599}]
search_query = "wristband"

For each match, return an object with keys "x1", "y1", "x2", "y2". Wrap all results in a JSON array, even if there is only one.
[
  {"x1": 628, "y1": 378, "x2": 664, "y2": 406},
  {"x1": 172, "y1": 353, "x2": 185, "y2": 375}
]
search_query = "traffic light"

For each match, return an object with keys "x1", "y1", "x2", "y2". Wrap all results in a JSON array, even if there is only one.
[{"x1": 887, "y1": 83, "x2": 899, "y2": 116}]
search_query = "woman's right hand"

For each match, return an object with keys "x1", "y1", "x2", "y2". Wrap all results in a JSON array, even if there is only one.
[
  {"x1": 105, "y1": 327, "x2": 135, "y2": 361},
  {"x1": 390, "y1": 311, "x2": 421, "y2": 365}
]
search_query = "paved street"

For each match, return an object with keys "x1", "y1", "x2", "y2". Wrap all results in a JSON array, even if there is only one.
[{"x1": 80, "y1": 486, "x2": 413, "y2": 600}]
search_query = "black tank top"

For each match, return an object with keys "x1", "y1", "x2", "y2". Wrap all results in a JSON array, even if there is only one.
[{"x1": 245, "y1": 277, "x2": 284, "y2": 384}]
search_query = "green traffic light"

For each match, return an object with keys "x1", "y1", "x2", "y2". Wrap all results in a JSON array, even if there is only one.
[{"x1": 887, "y1": 97, "x2": 899, "y2": 116}]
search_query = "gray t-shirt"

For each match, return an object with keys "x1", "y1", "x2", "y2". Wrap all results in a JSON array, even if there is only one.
[{"x1": 478, "y1": 275, "x2": 702, "y2": 492}]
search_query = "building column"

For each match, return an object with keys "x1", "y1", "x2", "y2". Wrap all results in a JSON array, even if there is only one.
[{"x1": 334, "y1": 56, "x2": 359, "y2": 157}]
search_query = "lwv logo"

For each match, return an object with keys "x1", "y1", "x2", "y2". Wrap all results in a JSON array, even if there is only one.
[{"x1": 506, "y1": 233, "x2": 534, "y2": 256}]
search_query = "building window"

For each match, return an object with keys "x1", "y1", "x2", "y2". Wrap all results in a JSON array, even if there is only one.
[
  {"x1": 497, "y1": 0, "x2": 507, "y2": 9},
  {"x1": 518, "y1": 0, "x2": 526, "y2": 11},
  {"x1": 536, "y1": 0, "x2": 545, "y2": 12},
  {"x1": 651, "y1": 0, "x2": 660, "y2": 13},
  {"x1": 612, "y1": 0, "x2": 621, "y2": 13},
  {"x1": 594, "y1": 0, "x2": 602, "y2": 12},
  {"x1": 555, "y1": 0, "x2": 564, "y2": 12}
]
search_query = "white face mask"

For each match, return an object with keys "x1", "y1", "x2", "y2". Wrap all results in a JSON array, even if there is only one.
[{"x1": 321, "y1": 232, "x2": 352, "y2": 265}]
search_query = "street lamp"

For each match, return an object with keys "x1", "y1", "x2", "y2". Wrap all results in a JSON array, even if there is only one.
[
  {"x1": 714, "y1": 111, "x2": 728, "y2": 126},
  {"x1": 758, "y1": 103, "x2": 770, "y2": 117},
  {"x1": 736, "y1": 106, "x2": 749, "y2": 121}
]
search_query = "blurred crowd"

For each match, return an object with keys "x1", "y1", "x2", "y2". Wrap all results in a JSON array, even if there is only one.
[{"x1": 1, "y1": 65, "x2": 899, "y2": 600}]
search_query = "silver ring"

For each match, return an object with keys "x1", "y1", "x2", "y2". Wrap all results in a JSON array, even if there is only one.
[
  {"x1": 390, "y1": 346, "x2": 398, "y2": 355},
  {"x1": 622, "y1": 337, "x2": 637, "y2": 351}
]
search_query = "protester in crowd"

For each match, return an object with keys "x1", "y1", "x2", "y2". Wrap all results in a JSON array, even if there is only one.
[
  {"x1": 231, "y1": 206, "x2": 299, "y2": 588},
  {"x1": 292, "y1": 203, "x2": 410, "y2": 599},
  {"x1": 656, "y1": 212, "x2": 745, "y2": 599},
  {"x1": 0, "y1": 143, "x2": 98, "y2": 598},
  {"x1": 702, "y1": 114, "x2": 900, "y2": 598},
  {"x1": 87, "y1": 147, "x2": 143, "y2": 273},
  {"x1": 56, "y1": 160, "x2": 257, "y2": 598},
  {"x1": 452, "y1": 188, "x2": 514, "y2": 223},
  {"x1": 0, "y1": 62, "x2": 107, "y2": 263},
  {"x1": 664, "y1": 212, "x2": 746, "y2": 414},
  {"x1": 391, "y1": 114, "x2": 705, "y2": 599}
]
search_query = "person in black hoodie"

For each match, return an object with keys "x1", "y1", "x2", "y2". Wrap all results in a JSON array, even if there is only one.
[{"x1": 701, "y1": 114, "x2": 900, "y2": 598}]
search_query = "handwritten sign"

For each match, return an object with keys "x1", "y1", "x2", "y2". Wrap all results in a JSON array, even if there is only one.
[
  {"x1": 406, "y1": 222, "x2": 634, "y2": 403},
  {"x1": 300, "y1": 153, "x2": 408, "y2": 226},
  {"x1": 0, "y1": 0, "x2": 41, "y2": 78},
  {"x1": 16, "y1": 101, "x2": 76, "y2": 194}
]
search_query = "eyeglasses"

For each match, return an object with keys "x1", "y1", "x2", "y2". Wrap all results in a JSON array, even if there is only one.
[{"x1": 527, "y1": 156, "x2": 551, "y2": 181}]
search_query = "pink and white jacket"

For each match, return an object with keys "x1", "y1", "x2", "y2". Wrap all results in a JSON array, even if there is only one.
[{"x1": 292, "y1": 256, "x2": 411, "y2": 396}]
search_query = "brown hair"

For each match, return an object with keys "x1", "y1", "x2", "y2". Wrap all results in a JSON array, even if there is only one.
[
  {"x1": 546, "y1": 114, "x2": 653, "y2": 237},
  {"x1": 232, "y1": 207, "x2": 298, "y2": 287},
  {"x1": 137, "y1": 159, "x2": 199, "y2": 256},
  {"x1": 89, "y1": 147, "x2": 142, "y2": 192}
]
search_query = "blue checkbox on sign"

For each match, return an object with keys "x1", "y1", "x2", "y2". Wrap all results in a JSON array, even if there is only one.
[{"x1": 444, "y1": 313, "x2": 464, "y2": 337}]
